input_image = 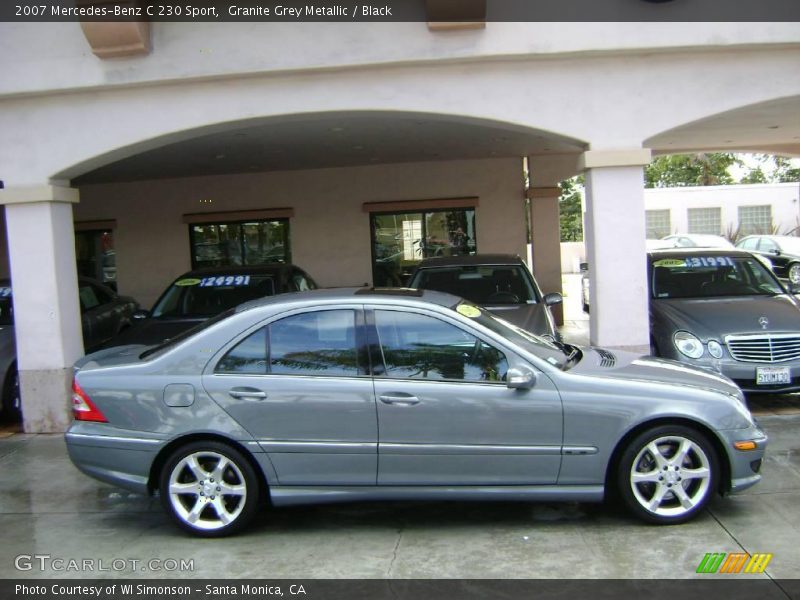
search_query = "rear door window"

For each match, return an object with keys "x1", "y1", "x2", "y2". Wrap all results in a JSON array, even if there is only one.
[{"x1": 216, "y1": 309, "x2": 359, "y2": 377}]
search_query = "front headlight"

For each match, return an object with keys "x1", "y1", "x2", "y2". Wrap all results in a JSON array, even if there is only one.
[
  {"x1": 707, "y1": 340, "x2": 724, "y2": 359},
  {"x1": 674, "y1": 331, "x2": 704, "y2": 359}
]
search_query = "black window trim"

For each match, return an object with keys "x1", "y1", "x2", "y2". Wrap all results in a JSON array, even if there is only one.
[
  {"x1": 364, "y1": 306, "x2": 510, "y2": 386},
  {"x1": 212, "y1": 306, "x2": 370, "y2": 379}
]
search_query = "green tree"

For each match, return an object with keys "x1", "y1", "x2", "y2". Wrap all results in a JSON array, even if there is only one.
[
  {"x1": 559, "y1": 175, "x2": 584, "y2": 242},
  {"x1": 645, "y1": 153, "x2": 741, "y2": 188},
  {"x1": 737, "y1": 154, "x2": 800, "y2": 184},
  {"x1": 769, "y1": 156, "x2": 800, "y2": 183},
  {"x1": 739, "y1": 166, "x2": 768, "y2": 184}
]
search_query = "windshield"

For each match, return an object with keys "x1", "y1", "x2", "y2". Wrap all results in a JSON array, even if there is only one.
[
  {"x1": 152, "y1": 274, "x2": 276, "y2": 318},
  {"x1": 459, "y1": 303, "x2": 571, "y2": 369},
  {"x1": 651, "y1": 255, "x2": 785, "y2": 299},
  {"x1": 411, "y1": 265, "x2": 539, "y2": 305}
]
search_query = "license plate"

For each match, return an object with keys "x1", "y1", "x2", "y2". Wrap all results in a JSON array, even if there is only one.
[{"x1": 756, "y1": 367, "x2": 791, "y2": 385}]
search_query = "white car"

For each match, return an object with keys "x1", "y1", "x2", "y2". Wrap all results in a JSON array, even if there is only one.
[{"x1": 661, "y1": 234, "x2": 735, "y2": 249}]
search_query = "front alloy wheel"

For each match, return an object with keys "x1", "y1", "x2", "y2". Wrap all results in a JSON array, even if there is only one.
[
  {"x1": 618, "y1": 425, "x2": 717, "y2": 524},
  {"x1": 788, "y1": 263, "x2": 800, "y2": 285},
  {"x1": 160, "y1": 441, "x2": 260, "y2": 536}
]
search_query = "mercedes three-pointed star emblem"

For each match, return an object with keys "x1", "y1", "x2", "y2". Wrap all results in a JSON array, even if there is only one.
[{"x1": 759, "y1": 316, "x2": 769, "y2": 330}]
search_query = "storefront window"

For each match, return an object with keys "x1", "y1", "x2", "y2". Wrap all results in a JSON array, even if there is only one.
[
  {"x1": 370, "y1": 208, "x2": 476, "y2": 287},
  {"x1": 75, "y1": 230, "x2": 116, "y2": 290},
  {"x1": 189, "y1": 220, "x2": 290, "y2": 269}
]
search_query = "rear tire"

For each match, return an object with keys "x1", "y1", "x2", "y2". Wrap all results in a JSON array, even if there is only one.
[
  {"x1": 617, "y1": 425, "x2": 718, "y2": 525},
  {"x1": 159, "y1": 440, "x2": 261, "y2": 537}
]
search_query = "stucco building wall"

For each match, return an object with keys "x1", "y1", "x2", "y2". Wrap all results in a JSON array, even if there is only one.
[{"x1": 73, "y1": 157, "x2": 527, "y2": 307}]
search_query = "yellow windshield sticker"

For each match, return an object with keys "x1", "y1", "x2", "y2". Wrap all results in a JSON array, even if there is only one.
[
  {"x1": 175, "y1": 278, "x2": 201, "y2": 287},
  {"x1": 457, "y1": 304, "x2": 481, "y2": 318},
  {"x1": 653, "y1": 259, "x2": 687, "y2": 268}
]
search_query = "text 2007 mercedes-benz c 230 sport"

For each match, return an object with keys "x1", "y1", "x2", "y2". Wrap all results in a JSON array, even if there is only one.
[{"x1": 66, "y1": 288, "x2": 766, "y2": 536}]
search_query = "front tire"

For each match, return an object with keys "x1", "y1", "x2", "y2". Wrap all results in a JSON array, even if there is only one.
[
  {"x1": 159, "y1": 441, "x2": 261, "y2": 537},
  {"x1": 617, "y1": 425, "x2": 718, "y2": 524}
]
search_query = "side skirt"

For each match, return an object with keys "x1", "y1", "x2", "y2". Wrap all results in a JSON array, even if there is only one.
[{"x1": 269, "y1": 485, "x2": 604, "y2": 507}]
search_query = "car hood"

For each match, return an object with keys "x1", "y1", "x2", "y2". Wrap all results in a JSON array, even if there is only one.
[
  {"x1": 482, "y1": 303, "x2": 553, "y2": 337},
  {"x1": 571, "y1": 347, "x2": 742, "y2": 397},
  {"x1": 652, "y1": 295, "x2": 800, "y2": 338},
  {"x1": 105, "y1": 317, "x2": 203, "y2": 348}
]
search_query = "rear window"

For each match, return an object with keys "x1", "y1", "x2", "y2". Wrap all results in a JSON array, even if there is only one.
[
  {"x1": 152, "y1": 274, "x2": 277, "y2": 318},
  {"x1": 410, "y1": 265, "x2": 538, "y2": 305}
]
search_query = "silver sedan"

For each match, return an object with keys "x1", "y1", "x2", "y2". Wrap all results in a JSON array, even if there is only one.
[{"x1": 66, "y1": 288, "x2": 766, "y2": 536}]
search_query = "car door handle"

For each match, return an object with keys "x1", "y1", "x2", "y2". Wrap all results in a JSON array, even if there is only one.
[
  {"x1": 228, "y1": 388, "x2": 267, "y2": 401},
  {"x1": 379, "y1": 394, "x2": 420, "y2": 406}
]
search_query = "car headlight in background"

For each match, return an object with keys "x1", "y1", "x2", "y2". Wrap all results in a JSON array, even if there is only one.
[
  {"x1": 707, "y1": 340, "x2": 724, "y2": 359},
  {"x1": 674, "y1": 331, "x2": 704, "y2": 359}
]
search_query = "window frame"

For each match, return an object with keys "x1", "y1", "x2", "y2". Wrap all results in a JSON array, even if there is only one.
[
  {"x1": 737, "y1": 205, "x2": 772, "y2": 237},
  {"x1": 365, "y1": 306, "x2": 511, "y2": 385},
  {"x1": 188, "y1": 218, "x2": 291, "y2": 270},
  {"x1": 687, "y1": 207, "x2": 722, "y2": 236},
  {"x1": 212, "y1": 306, "x2": 371, "y2": 379},
  {"x1": 645, "y1": 209, "x2": 671, "y2": 239},
  {"x1": 368, "y1": 207, "x2": 477, "y2": 287}
]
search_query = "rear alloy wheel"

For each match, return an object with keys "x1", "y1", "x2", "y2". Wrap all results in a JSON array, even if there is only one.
[
  {"x1": 618, "y1": 425, "x2": 718, "y2": 524},
  {"x1": 788, "y1": 263, "x2": 800, "y2": 285},
  {"x1": 159, "y1": 441, "x2": 260, "y2": 537}
]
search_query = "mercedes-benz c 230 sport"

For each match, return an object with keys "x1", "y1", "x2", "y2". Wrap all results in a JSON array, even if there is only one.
[{"x1": 66, "y1": 288, "x2": 766, "y2": 536}]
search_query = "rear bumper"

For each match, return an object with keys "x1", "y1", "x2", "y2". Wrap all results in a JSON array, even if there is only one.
[{"x1": 65, "y1": 424, "x2": 164, "y2": 495}]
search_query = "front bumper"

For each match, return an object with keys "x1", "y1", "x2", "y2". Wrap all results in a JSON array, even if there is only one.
[
  {"x1": 671, "y1": 355, "x2": 800, "y2": 394},
  {"x1": 717, "y1": 424, "x2": 768, "y2": 494}
]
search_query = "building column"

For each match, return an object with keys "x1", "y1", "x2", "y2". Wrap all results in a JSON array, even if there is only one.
[
  {"x1": 0, "y1": 184, "x2": 84, "y2": 433},
  {"x1": 527, "y1": 187, "x2": 564, "y2": 325},
  {"x1": 580, "y1": 149, "x2": 651, "y2": 352}
]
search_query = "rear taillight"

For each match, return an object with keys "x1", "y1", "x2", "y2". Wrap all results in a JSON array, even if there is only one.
[{"x1": 72, "y1": 379, "x2": 108, "y2": 423}]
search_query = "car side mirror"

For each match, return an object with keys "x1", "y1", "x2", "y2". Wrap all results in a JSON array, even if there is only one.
[
  {"x1": 543, "y1": 293, "x2": 563, "y2": 306},
  {"x1": 132, "y1": 309, "x2": 150, "y2": 321},
  {"x1": 507, "y1": 368, "x2": 536, "y2": 390},
  {"x1": 579, "y1": 262, "x2": 589, "y2": 272},
  {"x1": 771, "y1": 249, "x2": 781, "y2": 256}
]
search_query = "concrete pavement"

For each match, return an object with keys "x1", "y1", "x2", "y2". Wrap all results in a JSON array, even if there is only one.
[{"x1": 0, "y1": 414, "x2": 797, "y2": 580}]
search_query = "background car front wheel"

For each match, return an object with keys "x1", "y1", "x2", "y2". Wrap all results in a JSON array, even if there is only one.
[
  {"x1": 159, "y1": 441, "x2": 261, "y2": 537},
  {"x1": 617, "y1": 425, "x2": 718, "y2": 524},
  {"x1": 788, "y1": 263, "x2": 800, "y2": 285}
]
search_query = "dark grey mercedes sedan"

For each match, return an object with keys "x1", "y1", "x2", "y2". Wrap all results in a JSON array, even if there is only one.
[
  {"x1": 649, "y1": 248, "x2": 800, "y2": 393},
  {"x1": 67, "y1": 288, "x2": 765, "y2": 536}
]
